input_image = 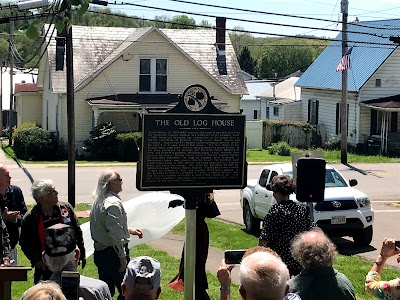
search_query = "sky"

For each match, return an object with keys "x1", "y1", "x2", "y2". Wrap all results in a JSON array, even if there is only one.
[
  {"x1": 103, "y1": 0, "x2": 400, "y2": 39},
  {"x1": 1, "y1": 0, "x2": 400, "y2": 109}
]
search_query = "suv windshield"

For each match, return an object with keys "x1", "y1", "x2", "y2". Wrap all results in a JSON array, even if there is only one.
[{"x1": 283, "y1": 169, "x2": 348, "y2": 188}]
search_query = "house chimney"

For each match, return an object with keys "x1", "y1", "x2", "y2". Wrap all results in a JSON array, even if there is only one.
[{"x1": 216, "y1": 17, "x2": 227, "y2": 75}]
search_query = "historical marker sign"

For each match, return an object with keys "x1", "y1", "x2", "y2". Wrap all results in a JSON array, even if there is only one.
[{"x1": 137, "y1": 85, "x2": 247, "y2": 191}]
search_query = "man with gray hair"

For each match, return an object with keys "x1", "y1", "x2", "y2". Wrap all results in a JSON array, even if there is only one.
[
  {"x1": 121, "y1": 256, "x2": 161, "y2": 300},
  {"x1": 20, "y1": 179, "x2": 86, "y2": 283},
  {"x1": 43, "y1": 223, "x2": 112, "y2": 300},
  {"x1": 289, "y1": 228, "x2": 356, "y2": 300},
  {"x1": 217, "y1": 251, "x2": 291, "y2": 300}
]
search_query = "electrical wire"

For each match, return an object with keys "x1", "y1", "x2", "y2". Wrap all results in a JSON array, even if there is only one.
[
  {"x1": 108, "y1": 1, "x2": 392, "y2": 39},
  {"x1": 86, "y1": 9, "x2": 396, "y2": 47}
]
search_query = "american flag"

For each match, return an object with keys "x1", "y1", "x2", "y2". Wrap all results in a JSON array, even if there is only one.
[{"x1": 336, "y1": 46, "x2": 353, "y2": 72}]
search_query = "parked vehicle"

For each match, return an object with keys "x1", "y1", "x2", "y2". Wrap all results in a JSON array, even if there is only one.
[{"x1": 240, "y1": 163, "x2": 374, "y2": 246}]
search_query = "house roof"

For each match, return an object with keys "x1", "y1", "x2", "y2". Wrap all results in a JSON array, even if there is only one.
[
  {"x1": 45, "y1": 25, "x2": 247, "y2": 95},
  {"x1": 241, "y1": 80, "x2": 272, "y2": 100},
  {"x1": 296, "y1": 19, "x2": 399, "y2": 91},
  {"x1": 259, "y1": 77, "x2": 301, "y2": 101},
  {"x1": 15, "y1": 82, "x2": 42, "y2": 93}
]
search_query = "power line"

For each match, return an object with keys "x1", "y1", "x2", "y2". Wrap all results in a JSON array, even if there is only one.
[
  {"x1": 86, "y1": 9, "x2": 396, "y2": 47},
  {"x1": 162, "y1": 0, "x2": 400, "y2": 30},
  {"x1": 108, "y1": 1, "x2": 392, "y2": 39}
]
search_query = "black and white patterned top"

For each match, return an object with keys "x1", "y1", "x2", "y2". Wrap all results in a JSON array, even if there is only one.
[{"x1": 260, "y1": 200, "x2": 315, "y2": 273}]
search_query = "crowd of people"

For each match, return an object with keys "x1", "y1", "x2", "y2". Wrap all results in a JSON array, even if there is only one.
[{"x1": 0, "y1": 167, "x2": 399, "y2": 300}]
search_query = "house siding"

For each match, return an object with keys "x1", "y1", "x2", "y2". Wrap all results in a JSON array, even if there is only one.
[
  {"x1": 241, "y1": 99, "x2": 260, "y2": 120},
  {"x1": 301, "y1": 88, "x2": 359, "y2": 145},
  {"x1": 17, "y1": 94, "x2": 42, "y2": 126},
  {"x1": 283, "y1": 102, "x2": 302, "y2": 121},
  {"x1": 58, "y1": 29, "x2": 241, "y2": 144}
]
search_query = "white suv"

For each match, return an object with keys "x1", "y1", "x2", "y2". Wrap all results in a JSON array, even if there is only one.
[{"x1": 240, "y1": 163, "x2": 374, "y2": 246}]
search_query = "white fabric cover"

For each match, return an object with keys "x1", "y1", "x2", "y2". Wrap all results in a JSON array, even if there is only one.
[{"x1": 82, "y1": 192, "x2": 185, "y2": 258}]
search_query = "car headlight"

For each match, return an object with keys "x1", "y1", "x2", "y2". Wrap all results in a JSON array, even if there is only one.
[{"x1": 356, "y1": 197, "x2": 370, "y2": 208}]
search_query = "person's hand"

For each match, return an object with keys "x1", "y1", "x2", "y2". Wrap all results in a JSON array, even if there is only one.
[
  {"x1": 129, "y1": 228, "x2": 143, "y2": 239},
  {"x1": 2, "y1": 207, "x2": 19, "y2": 223},
  {"x1": 380, "y1": 238, "x2": 400, "y2": 259},
  {"x1": 35, "y1": 260, "x2": 47, "y2": 270},
  {"x1": 1, "y1": 256, "x2": 12, "y2": 267},
  {"x1": 217, "y1": 259, "x2": 234, "y2": 287},
  {"x1": 119, "y1": 257, "x2": 127, "y2": 273}
]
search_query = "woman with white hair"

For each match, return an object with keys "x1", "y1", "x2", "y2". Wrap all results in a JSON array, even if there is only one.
[{"x1": 90, "y1": 169, "x2": 143, "y2": 300}]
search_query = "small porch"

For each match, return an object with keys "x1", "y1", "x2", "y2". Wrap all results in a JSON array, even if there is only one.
[
  {"x1": 86, "y1": 93, "x2": 228, "y2": 131},
  {"x1": 360, "y1": 94, "x2": 400, "y2": 156}
]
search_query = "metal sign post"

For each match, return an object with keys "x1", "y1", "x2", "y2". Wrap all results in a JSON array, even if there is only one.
[{"x1": 137, "y1": 85, "x2": 247, "y2": 300}]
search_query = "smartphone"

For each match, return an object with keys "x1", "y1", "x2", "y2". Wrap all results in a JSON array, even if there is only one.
[
  {"x1": 61, "y1": 271, "x2": 80, "y2": 300},
  {"x1": 395, "y1": 241, "x2": 400, "y2": 249},
  {"x1": 224, "y1": 250, "x2": 246, "y2": 265}
]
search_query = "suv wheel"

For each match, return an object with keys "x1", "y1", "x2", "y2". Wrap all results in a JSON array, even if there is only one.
[
  {"x1": 353, "y1": 225, "x2": 373, "y2": 246},
  {"x1": 243, "y1": 201, "x2": 260, "y2": 235}
]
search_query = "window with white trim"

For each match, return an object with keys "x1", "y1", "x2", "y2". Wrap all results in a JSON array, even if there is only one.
[{"x1": 139, "y1": 58, "x2": 167, "y2": 92}]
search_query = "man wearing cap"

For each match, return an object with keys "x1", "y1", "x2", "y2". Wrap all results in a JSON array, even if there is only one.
[
  {"x1": 20, "y1": 179, "x2": 86, "y2": 283},
  {"x1": 44, "y1": 223, "x2": 112, "y2": 300},
  {"x1": 121, "y1": 256, "x2": 161, "y2": 300},
  {"x1": 0, "y1": 164, "x2": 27, "y2": 265}
]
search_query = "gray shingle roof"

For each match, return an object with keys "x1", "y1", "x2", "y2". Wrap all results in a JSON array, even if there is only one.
[
  {"x1": 45, "y1": 25, "x2": 246, "y2": 95},
  {"x1": 296, "y1": 19, "x2": 399, "y2": 91}
]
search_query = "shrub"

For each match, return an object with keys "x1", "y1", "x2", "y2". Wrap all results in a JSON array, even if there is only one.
[
  {"x1": 13, "y1": 127, "x2": 61, "y2": 160},
  {"x1": 325, "y1": 134, "x2": 341, "y2": 150},
  {"x1": 116, "y1": 132, "x2": 142, "y2": 162},
  {"x1": 12, "y1": 122, "x2": 38, "y2": 140},
  {"x1": 82, "y1": 122, "x2": 117, "y2": 160},
  {"x1": 268, "y1": 141, "x2": 291, "y2": 156}
]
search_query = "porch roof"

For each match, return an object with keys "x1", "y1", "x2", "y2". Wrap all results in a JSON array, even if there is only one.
[
  {"x1": 360, "y1": 94, "x2": 400, "y2": 111},
  {"x1": 86, "y1": 93, "x2": 227, "y2": 107},
  {"x1": 87, "y1": 94, "x2": 180, "y2": 106}
]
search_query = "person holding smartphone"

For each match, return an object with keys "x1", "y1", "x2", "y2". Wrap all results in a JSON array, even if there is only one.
[
  {"x1": 90, "y1": 169, "x2": 143, "y2": 300},
  {"x1": 365, "y1": 238, "x2": 400, "y2": 299}
]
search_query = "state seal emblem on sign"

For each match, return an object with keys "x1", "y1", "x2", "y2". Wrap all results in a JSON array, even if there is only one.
[{"x1": 182, "y1": 84, "x2": 210, "y2": 112}]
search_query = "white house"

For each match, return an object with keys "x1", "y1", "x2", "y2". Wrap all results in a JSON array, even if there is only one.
[
  {"x1": 16, "y1": 24, "x2": 247, "y2": 150},
  {"x1": 259, "y1": 76, "x2": 302, "y2": 121},
  {"x1": 240, "y1": 79, "x2": 272, "y2": 120},
  {"x1": 296, "y1": 19, "x2": 400, "y2": 153}
]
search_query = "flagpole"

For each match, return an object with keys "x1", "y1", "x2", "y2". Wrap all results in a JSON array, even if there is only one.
[{"x1": 340, "y1": 0, "x2": 349, "y2": 164}]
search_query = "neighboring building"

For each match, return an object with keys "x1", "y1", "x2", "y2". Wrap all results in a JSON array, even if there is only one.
[
  {"x1": 296, "y1": 19, "x2": 400, "y2": 152},
  {"x1": 259, "y1": 77, "x2": 302, "y2": 121},
  {"x1": 241, "y1": 80, "x2": 272, "y2": 120},
  {"x1": 19, "y1": 24, "x2": 246, "y2": 151},
  {"x1": 240, "y1": 70, "x2": 258, "y2": 81},
  {"x1": 15, "y1": 82, "x2": 43, "y2": 126},
  {"x1": 1, "y1": 68, "x2": 38, "y2": 128}
]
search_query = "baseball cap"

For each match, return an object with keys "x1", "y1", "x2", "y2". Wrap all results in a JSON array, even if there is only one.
[
  {"x1": 44, "y1": 223, "x2": 76, "y2": 257},
  {"x1": 123, "y1": 256, "x2": 161, "y2": 296}
]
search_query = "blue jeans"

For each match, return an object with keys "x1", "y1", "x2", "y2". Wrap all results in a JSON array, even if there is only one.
[{"x1": 94, "y1": 245, "x2": 129, "y2": 300}]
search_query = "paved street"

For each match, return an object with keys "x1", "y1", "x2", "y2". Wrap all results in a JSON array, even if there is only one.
[{"x1": 3, "y1": 156, "x2": 400, "y2": 269}]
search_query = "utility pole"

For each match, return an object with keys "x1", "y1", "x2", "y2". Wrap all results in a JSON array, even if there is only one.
[
  {"x1": 63, "y1": 0, "x2": 76, "y2": 207},
  {"x1": 340, "y1": 0, "x2": 349, "y2": 164},
  {"x1": 8, "y1": 13, "x2": 14, "y2": 146},
  {"x1": 0, "y1": 61, "x2": 3, "y2": 132}
]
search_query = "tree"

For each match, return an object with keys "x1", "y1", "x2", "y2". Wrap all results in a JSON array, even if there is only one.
[
  {"x1": 199, "y1": 19, "x2": 213, "y2": 29},
  {"x1": 257, "y1": 45, "x2": 314, "y2": 79},
  {"x1": 153, "y1": 15, "x2": 170, "y2": 28},
  {"x1": 238, "y1": 46, "x2": 255, "y2": 75},
  {"x1": 228, "y1": 27, "x2": 254, "y2": 56},
  {"x1": 167, "y1": 15, "x2": 196, "y2": 29}
]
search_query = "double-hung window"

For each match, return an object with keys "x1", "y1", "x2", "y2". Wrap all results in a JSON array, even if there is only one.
[{"x1": 139, "y1": 58, "x2": 167, "y2": 92}]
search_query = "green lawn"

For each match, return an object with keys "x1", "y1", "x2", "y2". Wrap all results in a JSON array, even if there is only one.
[
  {"x1": 10, "y1": 214, "x2": 400, "y2": 300},
  {"x1": 3, "y1": 142, "x2": 400, "y2": 164}
]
